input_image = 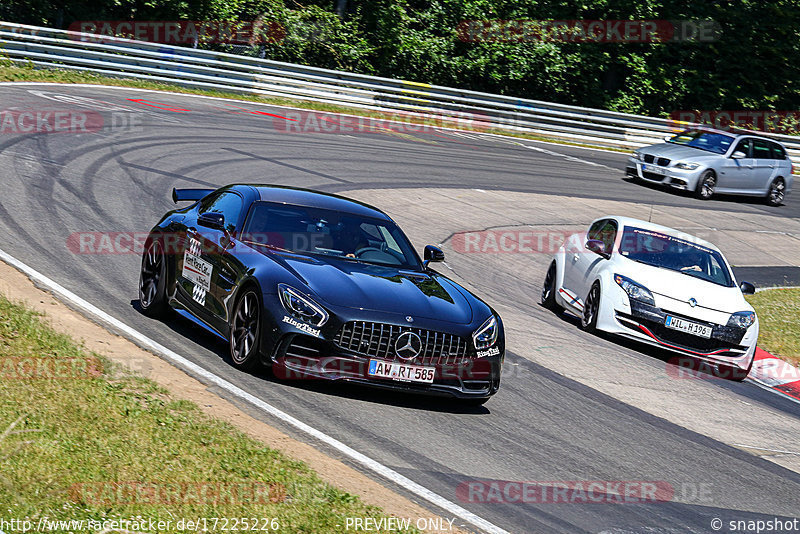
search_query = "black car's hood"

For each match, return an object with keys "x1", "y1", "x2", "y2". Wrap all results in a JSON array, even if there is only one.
[{"x1": 278, "y1": 255, "x2": 474, "y2": 324}]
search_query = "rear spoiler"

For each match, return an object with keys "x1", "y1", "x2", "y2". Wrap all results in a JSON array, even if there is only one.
[{"x1": 172, "y1": 188, "x2": 215, "y2": 204}]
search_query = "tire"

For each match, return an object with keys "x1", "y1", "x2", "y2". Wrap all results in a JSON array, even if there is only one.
[
  {"x1": 229, "y1": 288, "x2": 263, "y2": 371},
  {"x1": 765, "y1": 177, "x2": 786, "y2": 206},
  {"x1": 540, "y1": 261, "x2": 558, "y2": 311},
  {"x1": 580, "y1": 282, "x2": 601, "y2": 333},
  {"x1": 695, "y1": 170, "x2": 716, "y2": 200},
  {"x1": 138, "y1": 238, "x2": 168, "y2": 317}
]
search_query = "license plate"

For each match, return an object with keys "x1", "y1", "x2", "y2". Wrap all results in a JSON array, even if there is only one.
[
  {"x1": 642, "y1": 164, "x2": 667, "y2": 175},
  {"x1": 368, "y1": 359, "x2": 435, "y2": 383},
  {"x1": 665, "y1": 315, "x2": 712, "y2": 338}
]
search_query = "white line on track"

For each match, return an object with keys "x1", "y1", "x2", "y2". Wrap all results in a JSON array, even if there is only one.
[
  {"x1": 520, "y1": 144, "x2": 617, "y2": 170},
  {"x1": 732, "y1": 444, "x2": 800, "y2": 456},
  {"x1": 0, "y1": 246, "x2": 508, "y2": 534}
]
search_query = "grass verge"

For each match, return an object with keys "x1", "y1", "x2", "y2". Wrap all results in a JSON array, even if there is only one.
[
  {"x1": 0, "y1": 61, "x2": 629, "y2": 153},
  {"x1": 746, "y1": 288, "x2": 800, "y2": 368},
  {"x1": 0, "y1": 294, "x2": 418, "y2": 533}
]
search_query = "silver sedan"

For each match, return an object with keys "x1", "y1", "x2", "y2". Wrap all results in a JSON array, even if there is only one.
[{"x1": 626, "y1": 128, "x2": 793, "y2": 206}]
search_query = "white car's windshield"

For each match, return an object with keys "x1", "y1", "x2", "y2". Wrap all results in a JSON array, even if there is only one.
[
  {"x1": 667, "y1": 129, "x2": 735, "y2": 155},
  {"x1": 619, "y1": 227, "x2": 734, "y2": 287},
  {"x1": 241, "y1": 201, "x2": 420, "y2": 269}
]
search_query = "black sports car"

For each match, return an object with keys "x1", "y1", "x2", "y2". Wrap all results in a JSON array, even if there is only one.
[{"x1": 139, "y1": 184, "x2": 504, "y2": 403}]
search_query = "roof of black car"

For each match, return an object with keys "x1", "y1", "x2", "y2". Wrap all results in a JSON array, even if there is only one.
[{"x1": 241, "y1": 185, "x2": 391, "y2": 220}]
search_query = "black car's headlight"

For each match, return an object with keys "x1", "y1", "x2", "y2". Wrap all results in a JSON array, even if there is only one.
[
  {"x1": 473, "y1": 316, "x2": 499, "y2": 350},
  {"x1": 614, "y1": 274, "x2": 655, "y2": 306},
  {"x1": 727, "y1": 311, "x2": 755, "y2": 329},
  {"x1": 278, "y1": 284, "x2": 329, "y2": 327}
]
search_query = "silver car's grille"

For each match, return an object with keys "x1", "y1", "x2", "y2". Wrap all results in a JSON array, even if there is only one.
[
  {"x1": 334, "y1": 321, "x2": 469, "y2": 365},
  {"x1": 643, "y1": 154, "x2": 655, "y2": 164},
  {"x1": 657, "y1": 157, "x2": 671, "y2": 167}
]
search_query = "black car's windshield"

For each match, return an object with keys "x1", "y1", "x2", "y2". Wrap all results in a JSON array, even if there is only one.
[
  {"x1": 619, "y1": 227, "x2": 734, "y2": 287},
  {"x1": 241, "y1": 201, "x2": 420, "y2": 269},
  {"x1": 667, "y1": 129, "x2": 735, "y2": 155}
]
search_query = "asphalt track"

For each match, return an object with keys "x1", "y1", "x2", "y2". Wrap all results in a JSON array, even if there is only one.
[{"x1": 1, "y1": 84, "x2": 800, "y2": 534}]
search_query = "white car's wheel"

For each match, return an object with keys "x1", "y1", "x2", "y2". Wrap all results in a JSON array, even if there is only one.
[
  {"x1": 541, "y1": 261, "x2": 559, "y2": 311},
  {"x1": 580, "y1": 282, "x2": 601, "y2": 333}
]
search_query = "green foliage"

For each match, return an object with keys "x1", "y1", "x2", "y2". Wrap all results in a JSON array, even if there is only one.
[{"x1": 2, "y1": 0, "x2": 799, "y2": 116}]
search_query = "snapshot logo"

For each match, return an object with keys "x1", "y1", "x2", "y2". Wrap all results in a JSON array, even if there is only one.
[
  {"x1": 68, "y1": 20, "x2": 285, "y2": 45},
  {"x1": 457, "y1": 480, "x2": 675, "y2": 504},
  {"x1": 273, "y1": 356, "x2": 494, "y2": 381},
  {"x1": 0, "y1": 356, "x2": 103, "y2": 380},
  {"x1": 670, "y1": 110, "x2": 800, "y2": 134},
  {"x1": 457, "y1": 20, "x2": 720, "y2": 43},
  {"x1": 0, "y1": 109, "x2": 104, "y2": 134},
  {"x1": 272, "y1": 110, "x2": 490, "y2": 135},
  {"x1": 69, "y1": 481, "x2": 286, "y2": 506}
]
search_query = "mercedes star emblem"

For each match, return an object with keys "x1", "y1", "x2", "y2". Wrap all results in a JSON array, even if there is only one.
[{"x1": 394, "y1": 331, "x2": 423, "y2": 360}]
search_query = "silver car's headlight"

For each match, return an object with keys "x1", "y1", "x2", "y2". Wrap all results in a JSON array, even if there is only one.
[
  {"x1": 473, "y1": 316, "x2": 499, "y2": 349},
  {"x1": 278, "y1": 284, "x2": 329, "y2": 327},
  {"x1": 674, "y1": 162, "x2": 700, "y2": 170},
  {"x1": 614, "y1": 274, "x2": 655, "y2": 306},
  {"x1": 727, "y1": 311, "x2": 755, "y2": 329},
  {"x1": 632, "y1": 151, "x2": 644, "y2": 161}
]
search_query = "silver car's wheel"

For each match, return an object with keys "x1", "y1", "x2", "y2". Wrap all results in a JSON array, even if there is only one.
[
  {"x1": 766, "y1": 177, "x2": 785, "y2": 206},
  {"x1": 541, "y1": 262, "x2": 558, "y2": 311},
  {"x1": 695, "y1": 170, "x2": 716, "y2": 200}
]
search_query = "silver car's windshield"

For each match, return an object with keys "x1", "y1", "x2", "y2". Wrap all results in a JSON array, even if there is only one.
[
  {"x1": 667, "y1": 129, "x2": 735, "y2": 155},
  {"x1": 241, "y1": 201, "x2": 420, "y2": 269},
  {"x1": 619, "y1": 227, "x2": 734, "y2": 287}
]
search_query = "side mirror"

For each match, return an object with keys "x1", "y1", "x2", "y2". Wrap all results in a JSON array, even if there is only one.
[
  {"x1": 586, "y1": 239, "x2": 609, "y2": 258},
  {"x1": 198, "y1": 212, "x2": 225, "y2": 230},
  {"x1": 663, "y1": 135, "x2": 672, "y2": 142},
  {"x1": 739, "y1": 281, "x2": 756, "y2": 295},
  {"x1": 423, "y1": 245, "x2": 445, "y2": 267},
  {"x1": 731, "y1": 151, "x2": 746, "y2": 160}
]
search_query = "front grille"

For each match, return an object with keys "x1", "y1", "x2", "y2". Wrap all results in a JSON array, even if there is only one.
[
  {"x1": 643, "y1": 154, "x2": 655, "y2": 164},
  {"x1": 656, "y1": 157, "x2": 671, "y2": 167},
  {"x1": 619, "y1": 308, "x2": 746, "y2": 355},
  {"x1": 334, "y1": 321, "x2": 469, "y2": 366},
  {"x1": 642, "y1": 171, "x2": 667, "y2": 181}
]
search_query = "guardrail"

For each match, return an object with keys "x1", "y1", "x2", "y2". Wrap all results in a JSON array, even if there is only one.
[{"x1": 2, "y1": 20, "x2": 800, "y2": 165}]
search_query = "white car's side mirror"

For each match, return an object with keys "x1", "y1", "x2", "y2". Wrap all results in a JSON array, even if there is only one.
[{"x1": 731, "y1": 151, "x2": 746, "y2": 159}]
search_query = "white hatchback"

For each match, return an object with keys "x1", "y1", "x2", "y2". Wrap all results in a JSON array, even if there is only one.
[{"x1": 541, "y1": 216, "x2": 759, "y2": 379}]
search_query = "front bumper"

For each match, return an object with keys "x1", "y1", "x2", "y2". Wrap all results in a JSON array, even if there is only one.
[
  {"x1": 626, "y1": 158, "x2": 702, "y2": 190},
  {"x1": 269, "y1": 333, "x2": 503, "y2": 399},
  {"x1": 258, "y1": 298, "x2": 504, "y2": 399},
  {"x1": 610, "y1": 299, "x2": 756, "y2": 371}
]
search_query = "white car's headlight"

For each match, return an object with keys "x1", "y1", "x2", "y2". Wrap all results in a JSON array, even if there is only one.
[
  {"x1": 632, "y1": 151, "x2": 644, "y2": 161},
  {"x1": 278, "y1": 284, "x2": 329, "y2": 327},
  {"x1": 614, "y1": 274, "x2": 655, "y2": 306},
  {"x1": 473, "y1": 316, "x2": 499, "y2": 350},
  {"x1": 674, "y1": 162, "x2": 700, "y2": 170},
  {"x1": 727, "y1": 311, "x2": 755, "y2": 329}
]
